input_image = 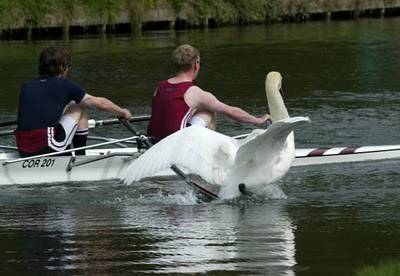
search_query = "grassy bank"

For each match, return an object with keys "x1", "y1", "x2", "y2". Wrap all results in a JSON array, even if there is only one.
[
  {"x1": 0, "y1": 0, "x2": 269, "y2": 29},
  {"x1": 356, "y1": 259, "x2": 400, "y2": 276},
  {"x1": 0, "y1": 0, "x2": 396, "y2": 33}
]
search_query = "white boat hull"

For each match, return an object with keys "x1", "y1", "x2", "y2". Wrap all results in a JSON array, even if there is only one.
[
  {"x1": 1, "y1": 145, "x2": 400, "y2": 186},
  {"x1": 0, "y1": 149, "x2": 138, "y2": 185},
  {"x1": 293, "y1": 145, "x2": 400, "y2": 166}
]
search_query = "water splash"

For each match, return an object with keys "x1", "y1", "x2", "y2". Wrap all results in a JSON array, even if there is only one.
[
  {"x1": 136, "y1": 190, "x2": 199, "y2": 206},
  {"x1": 219, "y1": 181, "x2": 287, "y2": 201}
]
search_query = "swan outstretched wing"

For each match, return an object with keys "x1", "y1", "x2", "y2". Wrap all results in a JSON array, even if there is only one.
[
  {"x1": 235, "y1": 116, "x2": 310, "y2": 164},
  {"x1": 122, "y1": 125, "x2": 238, "y2": 185}
]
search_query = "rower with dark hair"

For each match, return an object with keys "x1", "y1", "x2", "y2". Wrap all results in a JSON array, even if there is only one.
[{"x1": 15, "y1": 46, "x2": 132, "y2": 157}]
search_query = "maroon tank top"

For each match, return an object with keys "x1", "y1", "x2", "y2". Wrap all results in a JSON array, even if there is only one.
[{"x1": 147, "y1": 80, "x2": 193, "y2": 142}]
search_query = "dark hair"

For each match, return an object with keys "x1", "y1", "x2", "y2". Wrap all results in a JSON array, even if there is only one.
[{"x1": 39, "y1": 47, "x2": 71, "y2": 77}]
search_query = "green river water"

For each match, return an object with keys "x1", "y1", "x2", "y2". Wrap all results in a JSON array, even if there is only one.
[{"x1": 1, "y1": 18, "x2": 400, "y2": 275}]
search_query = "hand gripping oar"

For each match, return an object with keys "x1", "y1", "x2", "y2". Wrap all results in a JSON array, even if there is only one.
[{"x1": 118, "y1": 118, "x2": 219, "y2": 201}]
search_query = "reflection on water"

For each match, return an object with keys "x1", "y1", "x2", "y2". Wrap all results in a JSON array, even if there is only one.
[
  {"x1": 0, "y1": 183, "x2": 296, "y2": 275},
  {"x1": 1, "y1": 18, "x2": 400, "y2": 275},
  {"x1": 123, "y1": 202, "x2": 295, "y2": 274}
]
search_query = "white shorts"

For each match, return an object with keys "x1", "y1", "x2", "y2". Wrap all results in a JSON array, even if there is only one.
[
  {"x1": 188, "y1": 115, "x2": 207, "y2": 127},
  {"x1": 48, "y1": 115, "x2": 78, "y2": 151}
]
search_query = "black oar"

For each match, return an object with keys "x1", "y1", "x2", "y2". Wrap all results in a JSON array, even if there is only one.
[
  {"x1": 118, "y1": 118, "x2": 219, "y2": 201},
  {"x1": 0, "y1": 120, "x2": 18, "y2": 128}
]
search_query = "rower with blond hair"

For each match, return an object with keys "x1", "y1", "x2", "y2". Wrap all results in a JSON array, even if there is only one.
[{"x1": 148, "y1": 44, "x2": 271, "y2": 142}]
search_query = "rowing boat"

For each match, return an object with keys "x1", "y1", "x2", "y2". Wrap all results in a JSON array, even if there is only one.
[
  {"x1": 2, "y1": 115, "x2": 400, "y2": 186},
  {"x1": 0, "y1": 117, "x2": 148, "y2": 186},
  {"x1": 2, "y1": 140, "x2": 400, "y2": 186},
  {"x1": 0, "y1": 137, "x2": 139, "y2": 185}
]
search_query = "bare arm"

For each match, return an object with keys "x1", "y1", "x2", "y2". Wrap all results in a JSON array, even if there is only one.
[
  {"x1": 185, "y1": 86, "x2": 270, "y2": 125},
  {"x1": 80, "y1": 94, "x2": 132, "y2": 119}
]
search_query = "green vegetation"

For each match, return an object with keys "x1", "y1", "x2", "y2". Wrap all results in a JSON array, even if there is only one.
[
  {"x1": 356, "y1": 259, "x2": 400, "y2": 276},
  {"x1": 0, "y1": 0, "x2": 310, "y2": 30},
  {"x1": 0, "y1": 0, "x2": 391, "y2": 33}
]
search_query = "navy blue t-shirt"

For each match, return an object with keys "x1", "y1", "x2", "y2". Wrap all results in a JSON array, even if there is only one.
[{"x1": 17, "y1": 77, "x2": 85, "y2": 130}]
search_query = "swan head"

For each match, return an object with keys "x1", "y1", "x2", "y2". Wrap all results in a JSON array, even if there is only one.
[
  {"x1": 266, "y1": 71, "x2": 282, "y2": 94},
  {"x1": 265, "y1": 71, "x2": 288, "y2": 121}
]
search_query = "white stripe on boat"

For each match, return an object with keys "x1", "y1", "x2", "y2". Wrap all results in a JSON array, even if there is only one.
[{"x1": 293, "y1": 145, "x2": 400, "y2": 166}]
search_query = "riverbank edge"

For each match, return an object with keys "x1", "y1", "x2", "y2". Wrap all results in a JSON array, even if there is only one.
[{"x1": 1, "y1": 0, "x2": 400, "y2": 40}]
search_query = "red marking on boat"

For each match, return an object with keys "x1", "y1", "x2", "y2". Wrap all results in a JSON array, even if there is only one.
[
  {"x1": 340, "y1": 147, "x2": 357, "y2": 154},
  {"x1": 307, "y1": 148, "x2": 330, "y2": 156}
]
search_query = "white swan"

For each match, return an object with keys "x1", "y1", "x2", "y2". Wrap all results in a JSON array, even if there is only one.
[{"x1": 122, "y1": 72, "x2": 310, "y2": 198}]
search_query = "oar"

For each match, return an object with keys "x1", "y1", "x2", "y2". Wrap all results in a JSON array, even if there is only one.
[
  {"x1": 118, "y1": 118, "x2": 219, "y2": 201},
  {"x1": 0, "y1": 115, "x2": 151, "y2": 137},
  {"x1": 0, "y1": 120, "x2": 18, "y2": 128},
  {"x1": 0, "y1": 115, "x2": 150, "y2": 129},
  {"x1": 89, "y1": 115, "x2": 150, "y2": 127},
  {"x1": 0, "y1": 129, "x2": 14, "y2": 137}
]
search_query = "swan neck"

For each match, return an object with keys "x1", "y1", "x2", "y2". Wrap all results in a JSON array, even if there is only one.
[{"x1": 266, "y1": 82, "x2": 289, "y2": 121}]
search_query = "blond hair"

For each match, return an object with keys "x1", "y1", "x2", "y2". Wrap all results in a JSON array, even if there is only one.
[{"x1": 172, "y1": 44, "x2": 200, "y2": 72}]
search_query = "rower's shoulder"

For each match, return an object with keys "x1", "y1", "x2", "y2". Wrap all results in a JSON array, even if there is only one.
[
  {"x1": 186, "y1": 85, "x2": 205, "y2": 94},
  {"x1": 21, "y1": 78, "x2": 40, "y2": 86},
  {"x1": 20, "y1": 79, "x2": 44, "y2": 92},
  {"x1": 22, "y1": 77, "x2": 75, "y2": 85}
]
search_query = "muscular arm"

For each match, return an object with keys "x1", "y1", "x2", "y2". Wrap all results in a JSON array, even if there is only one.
[
  {"x1": 80, "y1": 94, "x2": 132, "y2": 119},
  {"x1": 185, "y1": 86, "x2": 270, "y2": 125}
]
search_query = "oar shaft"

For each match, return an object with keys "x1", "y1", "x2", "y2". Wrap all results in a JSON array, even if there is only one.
[
  {"x1": 0, "y1": 120, "x2": 18, "y2": 128},
  {"x1": 0, "y1": 115, "x2": 151, "y2": 137},
  {"x1": 0, "y1": 115, "x2": 151, "y2": 128},
  {"x1": 0, "y1": 129, "x2": 14, "y2": 136},
  {"x1": 170, "y1": 165, "x2": 219, "y2": 199},
  {"x1": 89, "y1": 115, "x2": 150, "y2": 128}
]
